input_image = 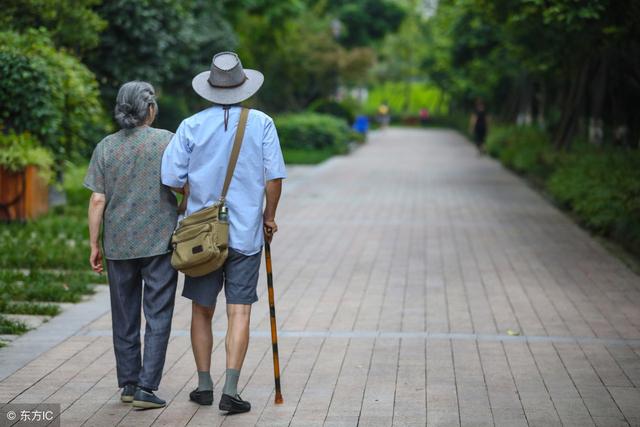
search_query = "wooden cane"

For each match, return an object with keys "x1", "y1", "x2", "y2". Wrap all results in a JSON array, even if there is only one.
[{"x1": 264, "y1": 237, "x2": 284, "y2": 404}]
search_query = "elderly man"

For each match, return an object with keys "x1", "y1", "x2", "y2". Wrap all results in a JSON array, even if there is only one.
[
  {"x1": 85, "y1": 81, "x2": 179, "y2": 409},
  {"x1": 161, "y1": 52, "x2": 286, "y2": 414}
]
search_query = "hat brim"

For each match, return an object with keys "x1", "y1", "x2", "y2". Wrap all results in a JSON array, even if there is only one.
[{"x1": 192, "y1": 69, "x2": 264, "y2": 104}]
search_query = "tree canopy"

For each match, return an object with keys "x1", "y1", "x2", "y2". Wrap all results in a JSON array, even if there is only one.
[{"x1": 421, "y1": 0, "x2": 640, "y2": 147}]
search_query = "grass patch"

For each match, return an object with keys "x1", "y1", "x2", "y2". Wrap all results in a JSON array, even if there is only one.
[
  {"x1": 283, "y1": 148, "x2": 338, "y2": 165},
  {"x1": 0, "y1": 163, "x2": 93, "y2": 270},
  {"x1": 0, "y1": 270, "x2": 99, "y2": 303},
  {"x1": 0, "y1": 300, "x2": 61, "y2": 316},
  {"x1": 0, "y1": 315, "x2": 29, "y2": 335},
  {"x1": 0, "y1": 162, "x2": 107, "y2": 338},
  {"x1": 0, "y1": 216, "x2": 91, "y2": 269}
]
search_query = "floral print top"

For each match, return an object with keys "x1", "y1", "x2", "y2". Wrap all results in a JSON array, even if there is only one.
[{"x1": 84, "y1": 126, "x2": 178, "y2": 260}]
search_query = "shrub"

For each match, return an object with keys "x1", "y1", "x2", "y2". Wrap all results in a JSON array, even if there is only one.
[
  {"x1": 547, "y1": 146, "x2": 640, "y2": 253},
  {"x1": 0, "y1": 131, "x2": 54, "y2": 182},
  {"x1": 485, "y1": 125, "x2": 556, "y2": 180},
  {"x1": 308, "y1": 98, "x2": 358, "y2": 124},
  {"x1": 0, "y1": 29, "x2": 109, "y2": 160},
  {"x1": 0, "y1": 50, "x2": 62, "y2": 142},
  {"x1": 276, "y1": 113, "x2": 351, "y2": 154},
  {"x1": 481, "y1": 123, "x2": 640, "y2": 256}
]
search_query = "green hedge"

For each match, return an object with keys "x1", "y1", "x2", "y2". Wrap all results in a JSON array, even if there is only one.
[
  {"x1": 308, "y1": 99, "x2": 358, "y2": 125},
  {"x1": 0, "y1": 29, "x2": 109, "y2": 160},
  {"x1": 485, "y1": 125, "x2": 557, "y2": 180},
  {"x1": 548, "y1": 147, "x2": 640, "y2": 254},
  {"x1": 485, "y1": 124, "x2": 640, "y2": 256},
  {"x1": 275, "y1": 113, "x2": 351, "y2": 154}
]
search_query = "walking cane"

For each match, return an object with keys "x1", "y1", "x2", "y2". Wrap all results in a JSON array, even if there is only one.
[{"x1": 264, "y1": 231, "x2": 284, "y2": 404}]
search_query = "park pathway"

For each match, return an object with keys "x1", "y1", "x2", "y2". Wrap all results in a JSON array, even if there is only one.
[{"x1": 1, "y1": 128, "x2": 640, "y2": 426}]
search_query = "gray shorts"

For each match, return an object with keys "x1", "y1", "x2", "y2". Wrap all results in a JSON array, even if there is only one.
[{"x1": 182, "y1": 248, "x2": 261, "y2": 307}]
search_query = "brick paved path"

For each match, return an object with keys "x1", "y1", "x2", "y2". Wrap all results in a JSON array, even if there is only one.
[{"x1": 1, "y1": 128, "x2": 640, "y2": 426}]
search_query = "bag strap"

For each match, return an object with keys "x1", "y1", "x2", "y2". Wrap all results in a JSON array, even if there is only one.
[{"x1": 220, "y1": 107, "x2": 249, "y2": 202}]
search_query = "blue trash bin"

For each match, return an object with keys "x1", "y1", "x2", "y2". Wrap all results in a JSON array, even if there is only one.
[{"x1": 353, "y1": 115, "x2": 369, "y2": 134}]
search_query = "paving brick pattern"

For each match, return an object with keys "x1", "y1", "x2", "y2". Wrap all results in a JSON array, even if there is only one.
[{"x1": 1, "y1": 128, "x2": 639, "y2": 426}]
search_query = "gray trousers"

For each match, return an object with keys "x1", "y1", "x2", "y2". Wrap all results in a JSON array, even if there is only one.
[{"x1": 106, "y1": 252, "x2": 177, "y2": 390}]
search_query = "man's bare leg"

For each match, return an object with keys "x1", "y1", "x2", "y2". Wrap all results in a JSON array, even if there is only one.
[
  {"x1": 191, "y1": 302, "x2": 215, "y2": 392},
  {"x1": 223, "y1": 303, "x2": 251, "y2": 398}
]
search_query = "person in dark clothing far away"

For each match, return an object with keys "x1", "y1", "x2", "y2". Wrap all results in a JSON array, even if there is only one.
[{"x1": 469, "y1": 99, "x2": 489, "y2": 153}]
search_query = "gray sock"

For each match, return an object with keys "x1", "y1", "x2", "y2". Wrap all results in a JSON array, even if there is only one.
[
  {"x1": 197, "y1": 371, "x2": 213, "y2": 392},
  {"x1": 222, "y1": 368, "x2": 240, "y2": 396}
]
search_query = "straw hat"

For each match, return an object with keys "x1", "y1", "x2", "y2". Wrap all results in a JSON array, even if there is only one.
[{"x1": 192, "y1": 52, "x2": 264, "y2": 105}]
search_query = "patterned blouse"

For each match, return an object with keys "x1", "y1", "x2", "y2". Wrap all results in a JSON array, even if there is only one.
[{"x1": 84, "y1": 126, "x2": 178, "y2": 260}]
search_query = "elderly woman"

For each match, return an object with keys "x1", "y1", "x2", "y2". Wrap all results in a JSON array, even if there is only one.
[{"x1": 84, "y1": 81, "x2": 179, "y2": 409}]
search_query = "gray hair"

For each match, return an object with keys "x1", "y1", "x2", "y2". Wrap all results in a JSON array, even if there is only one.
[{"x1": 114, "y1": 81, "x2": 158, "y2": 129}]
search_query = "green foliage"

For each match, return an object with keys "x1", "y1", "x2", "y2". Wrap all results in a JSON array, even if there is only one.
[
  {"x1": 424, "y1": 0, "x2": 640, "y2": 144},
  {"x1": 89, "y1": 0, "x2": 236, "y2": 103},
  {"x1": 233, "y1": 4, "x2": 375, "y2": 112},
  {"x1": 0, "y1": 131, "x2": 55, "y2": 182},
  {"x1": 0, "y1": 163, "x2": 96, "y2": 270},
  {"x1": 0, "y1": 30, "x2": 109, "y2": 160},
  {"x1": 276, "y1": 113, "x2": 351, "y2": 154},
  {"x1": 422, "y1": 0, "x2": 518, "y2": 109},
  {"x1": 0, "y1": 49, "x2": 61, "y2": 143},
  {"x1": 238, "y1": 12, "x2": 337, "y2": 111},
  {"x1": 0, "y1": 315, "x2": 29, "y2": 335},
  {"x1": 61, "y1": 163, "x2": 93, "y2": 207},
  {"x1": 0, "y1": 162, "x2": 104, "y2": 324},
  {"x1": 0, "y1": 215, "x2": 90, "y2": 270},
  {"x1": 282, "y1": 148, "x2": 338, "y2": 165},
  {"x1": 308, "y1": 99, "x2": 357, "y2": 124},
  {"x1": 547, "y1": 147, "x2": 640, "y2": 253},
  {"x1": 485, "y1": 125, "x2": 556, "y2": 179},
  {"x1": 0, "y1": 300, "x2": 60, "y2": 316},
  {"x1": 0, "y1": 0, "x2": 107, "y2": 51},
  {"x1": 155, "y1": 94, "x2": 190, "y2": 133},
  {"x1": 483, "y1": 124, "x2": 640, "y2": 256},
  {"x1": 0, "y1": 270, "x2": 98, "y2": 303},
  {"x1": 365, "y1": 82, "x2": 449, "y2": 116},
  {"x1": 329, "y1": 0, "x2": 405, "y2": 47}
]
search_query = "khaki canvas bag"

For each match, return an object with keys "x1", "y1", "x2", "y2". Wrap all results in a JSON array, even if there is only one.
[{"x1": 170, "y1": 108, "x2": 249, "y2": 277}]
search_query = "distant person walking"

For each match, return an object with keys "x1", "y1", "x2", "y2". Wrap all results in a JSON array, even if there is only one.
[
  {"x1": 84, "y1": 81, "x2": 179, "y2": 409},
  {"x1": 161, "y1": 52, "x2": 286, "y2": 414},
  {"x1": 470, "y1": 99, "x2": 488, "y2": 153},
  {"x1": 378, "y1": 101, "x2": 390, "y2": 128},
  {"x1": 420, "y1": 107, "x2": 430, "y2": 126}
]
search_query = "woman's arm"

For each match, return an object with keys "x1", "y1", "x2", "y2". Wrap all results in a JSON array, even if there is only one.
[{"x1": 88, "y1": 192, "x2": 106, "y2": 273}]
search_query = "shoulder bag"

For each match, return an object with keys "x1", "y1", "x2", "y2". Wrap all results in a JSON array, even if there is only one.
[{"x1": 170, "y1": 107, "x2": 249, "y2": 277}]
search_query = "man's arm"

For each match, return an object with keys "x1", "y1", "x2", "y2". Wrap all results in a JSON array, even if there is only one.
[
  {"x1": 88, "y1": 192, "x2": 106, "y2": 273},
  {"x1": 263, "y1": 178, "x2": 283, "y2": 243}
]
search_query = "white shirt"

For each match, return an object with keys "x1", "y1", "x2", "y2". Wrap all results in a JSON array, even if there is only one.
[{"x1": 161, "y1": 106, "x2": 287, "y2": 255}]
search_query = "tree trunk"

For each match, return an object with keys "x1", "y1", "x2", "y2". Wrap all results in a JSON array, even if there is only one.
[
  {"x1": 554, "y1": 60, "x2": 591, "y2": 149},
  {"x1": 588, "y1": 57, "x2": 608, "y2": 145}
]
